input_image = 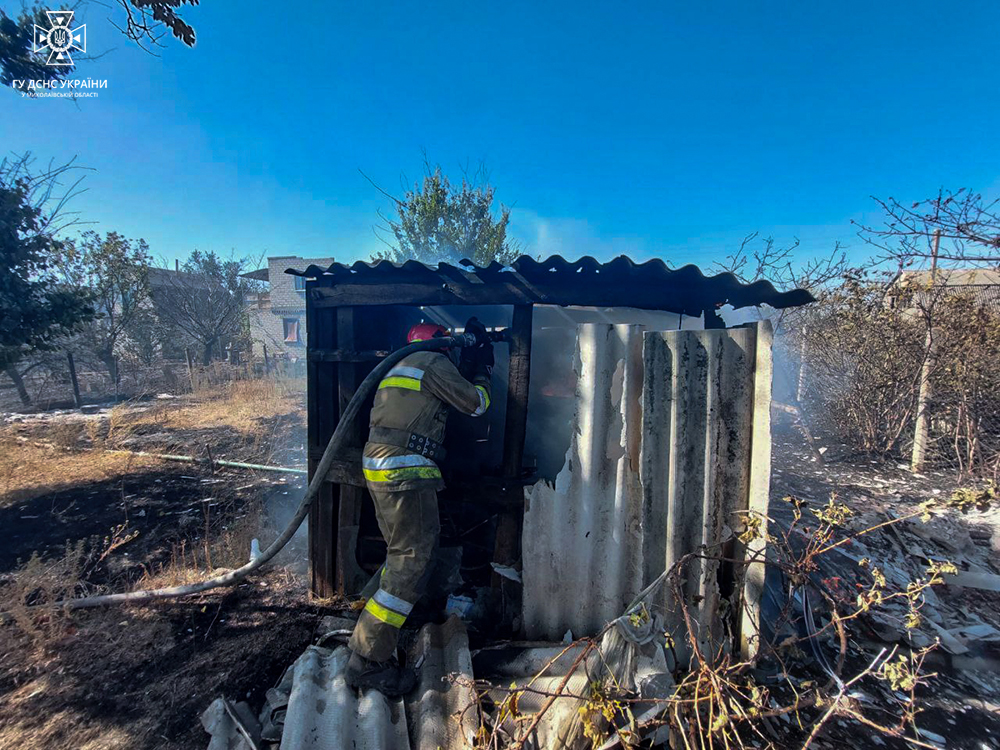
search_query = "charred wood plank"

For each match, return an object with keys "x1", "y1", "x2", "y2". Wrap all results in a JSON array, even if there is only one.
[{"x1": 493, "y1": 303, "x2": 533, "y2": 588}]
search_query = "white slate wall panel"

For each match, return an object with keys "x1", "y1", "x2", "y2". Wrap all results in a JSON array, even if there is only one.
[
  {"x1": 522, "y1": 324, "x2": 646, "y2": 640},
  {"x1": 522, "y1": 322, "x2": 772, "y2": 657}
]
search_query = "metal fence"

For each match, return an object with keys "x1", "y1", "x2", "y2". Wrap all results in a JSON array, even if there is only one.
[{"x1": 0, "y1": 354, "x2": 304, "y2": 413}]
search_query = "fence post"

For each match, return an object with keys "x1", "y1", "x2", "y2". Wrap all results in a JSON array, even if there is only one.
[
  {"x1": 262, "y1": 343, "x2": 270, "y2": 375},
  {"x1": 66, "y1": 351, "x2": 82, "y2": 409},
  {"x1": 911, "y1": 229, "x2": 941, "y2": 473},
  {"x1": 185, "y1": 348, "x2": 196, "y2": 392}
]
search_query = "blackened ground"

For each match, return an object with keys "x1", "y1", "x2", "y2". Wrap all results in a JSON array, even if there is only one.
[
  {"x1": 0, "y1": 459, "x2": 327, "y2": 749},
  {"x1": 0, "y1": 466, "x2": 249, "y2": 575},
  {"x1": 0, "y1": 572, "x2": 326, "y2": 750}
]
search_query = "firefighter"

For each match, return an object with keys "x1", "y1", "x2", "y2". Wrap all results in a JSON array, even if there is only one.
[{"x1": 345, "y1": 317, "x2": 494, "y2": 696}]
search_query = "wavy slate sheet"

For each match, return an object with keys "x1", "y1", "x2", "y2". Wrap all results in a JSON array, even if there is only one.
[
  {"x1": 277, "y1": 617, "x2": 476, "y2": 750},
  {"x1": 640, "y1": 323, "x2": 772, "y2": 663},
  {"x1": 522, "y1": 324, "x2": 646, "y2": 640},
  {"x1": 522, "y1": 322, "x2": 772, "y2": 657}
]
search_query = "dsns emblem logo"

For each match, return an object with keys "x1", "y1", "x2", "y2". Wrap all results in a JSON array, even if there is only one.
[{"x1": 33, "y1": 10, "x2": 86, "y2": 66}]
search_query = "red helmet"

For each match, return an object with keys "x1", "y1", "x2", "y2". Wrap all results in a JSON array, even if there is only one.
[{"x1": 407, "y1": 322, "x2": 449, "y2": 344}]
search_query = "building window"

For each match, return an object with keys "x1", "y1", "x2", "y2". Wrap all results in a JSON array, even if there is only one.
[
  {"x1": 283, "y1": 318, "x2": 300, "y2": 343},
  {"x1": 294, "y1": 275, "x2": 307, "y2": 291}
]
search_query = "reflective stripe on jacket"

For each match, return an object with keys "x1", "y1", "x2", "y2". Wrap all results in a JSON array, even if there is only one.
[{"x1": 364, "y1": 350, "x2": 491, "y2": 492}]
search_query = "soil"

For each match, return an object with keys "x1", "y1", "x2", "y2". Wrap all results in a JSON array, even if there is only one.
[
  {"x1": 3, "y1": 406, "x2": 1000, "y2": 748},
  {"x1": 1, "y1": 466, "x2": 254, "y2": 574},
  {"x1": 0, "y1": 572, "x2": 325, "y2": 749},
  {"x1": 0, "y1": 455, "x2": 331, "y2": 749},
  {"x1": 0, "y1": 393, "x2": 331, "y2": 750}
]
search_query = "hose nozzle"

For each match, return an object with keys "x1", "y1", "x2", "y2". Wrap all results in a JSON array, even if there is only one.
[{"x1": 450, "y1": 328, "x2": 511, "y2": 348}]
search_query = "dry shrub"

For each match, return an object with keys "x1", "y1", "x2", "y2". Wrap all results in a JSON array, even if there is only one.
[
  {"x1": 108, "y1": 378, "x2": 301, "y2": 437},
  {"x1": 796, "y1": 271, "x2": 1000, "y2": 475},
  {"x1": 210, "y1": 492, "x2": 268, "y2": 569},
  {"x1": 105, "y1": 403, "x2": 136, "y2": 444},
  {"x1": 48, "y1": 422, "x2": 84, "y2": 449},
  {"x1": 796, "y1": 272, "x2": 925, "y2": 456},
  {"x1": 185, "y1": 377, "x2": 300, "y2": 433},
  {"x1": 136, "y1": 489, "x2": 271, "y2": 590},
  {"x1": 1, "y1": 542, "x2": 90, "y2": 649},
  {"x1": 463, "y1": 490, "x2": 981, "y2": 750},
  {"x1": 83, "y1": 418, "x2": 104, "y2": 448}
]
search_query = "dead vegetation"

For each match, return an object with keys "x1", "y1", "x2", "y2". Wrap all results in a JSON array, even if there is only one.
[
  {"x1": 112, "y1": 378, "x2": 302, "y2": 438},
  {"x1": 455, "y1": 481, "x2": 999, "y2": 749},
  {"x1": 0, "y1": 377, "x2": 304, "y2": 510},
  {"x1": 0, "y1": 377, "x2": 315, "y2": 750},
  {"x1": 0, "y1": 436, "x2": 161, "y2": 508}
]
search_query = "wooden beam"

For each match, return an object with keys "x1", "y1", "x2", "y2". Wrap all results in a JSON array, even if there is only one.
[
  {"x1": 308, "y1": 300, "x2": 337, "y2": 599},
  {"x1": 308, "y1": 348, "x2": 390, "y2": 363},
  {"x1": 335, "y1": 306, "x2": 367, "y2": 595},
  {"x1": 310, "y1": 280, "x2": 716, "y2": 316},
  {"x1": 311, "y1": 281, "x2": 538, "y2": 309},
  {"x1": 493, "y1": 304, "x2": 533, "y2": 585}
]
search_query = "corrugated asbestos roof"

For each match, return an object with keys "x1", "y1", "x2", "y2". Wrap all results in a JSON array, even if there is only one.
[
  {"x1": 279, "y1": 617, "x2": 476, "y2": 750},
  {"x1": 285, "y1": 255, "x2": 814, "y2": 314},
  {"x1": 203, "y1": 618, "x2": 476, "y2": 750},
  {"x1": 522, "y1": 322, "x2": 772, "y2": 657},
  {"x1": 203, "y1": 615, "x2": 676, "y2": 750}
]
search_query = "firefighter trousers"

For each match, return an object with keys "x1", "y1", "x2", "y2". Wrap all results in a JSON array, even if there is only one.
[{"x1": 348, "y1": 486, "x2": 440, "y2": 662}]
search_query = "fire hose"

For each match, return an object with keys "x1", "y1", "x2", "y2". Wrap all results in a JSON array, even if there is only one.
[{"x1": 8, "y1": 331, "x2": 503, "y2": 614}]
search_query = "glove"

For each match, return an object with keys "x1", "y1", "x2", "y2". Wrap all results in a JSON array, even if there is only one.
[
  {"x1": 463, "y1": 317, "x2": 491, "y2": 347},
  {"x1": 459, "y1": 341, "x2": 494, "y2": 380},
  {"x1": 475, "y1": 343, "x2": 494, "y2": 377}
]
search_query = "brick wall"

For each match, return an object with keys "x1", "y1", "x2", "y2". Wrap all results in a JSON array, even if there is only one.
[{"x1": 248, "y1": 256, "x2": 335, "y2": 361}]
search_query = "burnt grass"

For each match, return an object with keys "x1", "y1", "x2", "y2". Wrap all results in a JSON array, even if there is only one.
[
  {"x1": 0, "y1": 466, "x2": 233, "y2": 576},
  {"x1": 0, "y1": 405, "x2": 328, "y2": 749},
  {"x1": 0, "y1": 576, "x2": 323, "y2": 749}
]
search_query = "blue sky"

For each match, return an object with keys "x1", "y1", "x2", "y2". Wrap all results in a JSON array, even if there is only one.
[{"x1": 2, "y1": 0, "x2": 998, "y2": 272}]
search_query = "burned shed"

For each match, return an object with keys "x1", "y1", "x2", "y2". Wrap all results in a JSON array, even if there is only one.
[{"x1": 291, "y1": 254, "x2": 812, "y2": 618}]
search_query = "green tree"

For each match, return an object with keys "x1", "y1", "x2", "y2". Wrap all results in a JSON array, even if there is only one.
[
  {"x1": 372, "y1": 162, "x2": 521, "y2": 266},
  {"x1": 59, "y1": 231, "x2": 151, "y2": 382},
  {"x1": 0, "y1": 155, "x2": 94, "y2": 405}
]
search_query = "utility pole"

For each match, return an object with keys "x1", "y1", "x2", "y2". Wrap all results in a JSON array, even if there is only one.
[
  {"x1": 185, "y1": 348, "x2": 196, "y2": 392},
  {"x1": 911, "y1": 229, "x2": 941, "y2": 473}
]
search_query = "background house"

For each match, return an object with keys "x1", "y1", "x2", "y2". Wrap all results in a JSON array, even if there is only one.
[
  {"x1": 244, "y1": 256, "x2": 335, "y2": 361},
  {"x1": 890, "y1": 267, "x2": 1000, "y2": 316}
]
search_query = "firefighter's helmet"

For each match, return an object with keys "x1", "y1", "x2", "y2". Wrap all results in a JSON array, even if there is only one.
[{"x1": 407, "y1": 322, "x2": 449, "y2": 345}]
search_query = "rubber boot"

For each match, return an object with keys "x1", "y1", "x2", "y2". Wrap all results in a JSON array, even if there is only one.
[{"x1": 344, "y1": 650, "x2": 417, "y2": 698}]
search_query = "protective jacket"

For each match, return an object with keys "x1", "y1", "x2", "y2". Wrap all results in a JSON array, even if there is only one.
[{"x1": 362, "y1": 350, "x2": 491, "y2": 492}]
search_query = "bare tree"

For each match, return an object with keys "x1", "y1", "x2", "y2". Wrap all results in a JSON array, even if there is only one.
[
  {"x1": 151, "y1": 250, "x2": 259, "y2": 365},
  {"x1": 712, "y1": 232, "x2": 847, "y2": 331},
  {"x1": 855, "y1": 188, "x2": 1000, "y2": 267}
]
